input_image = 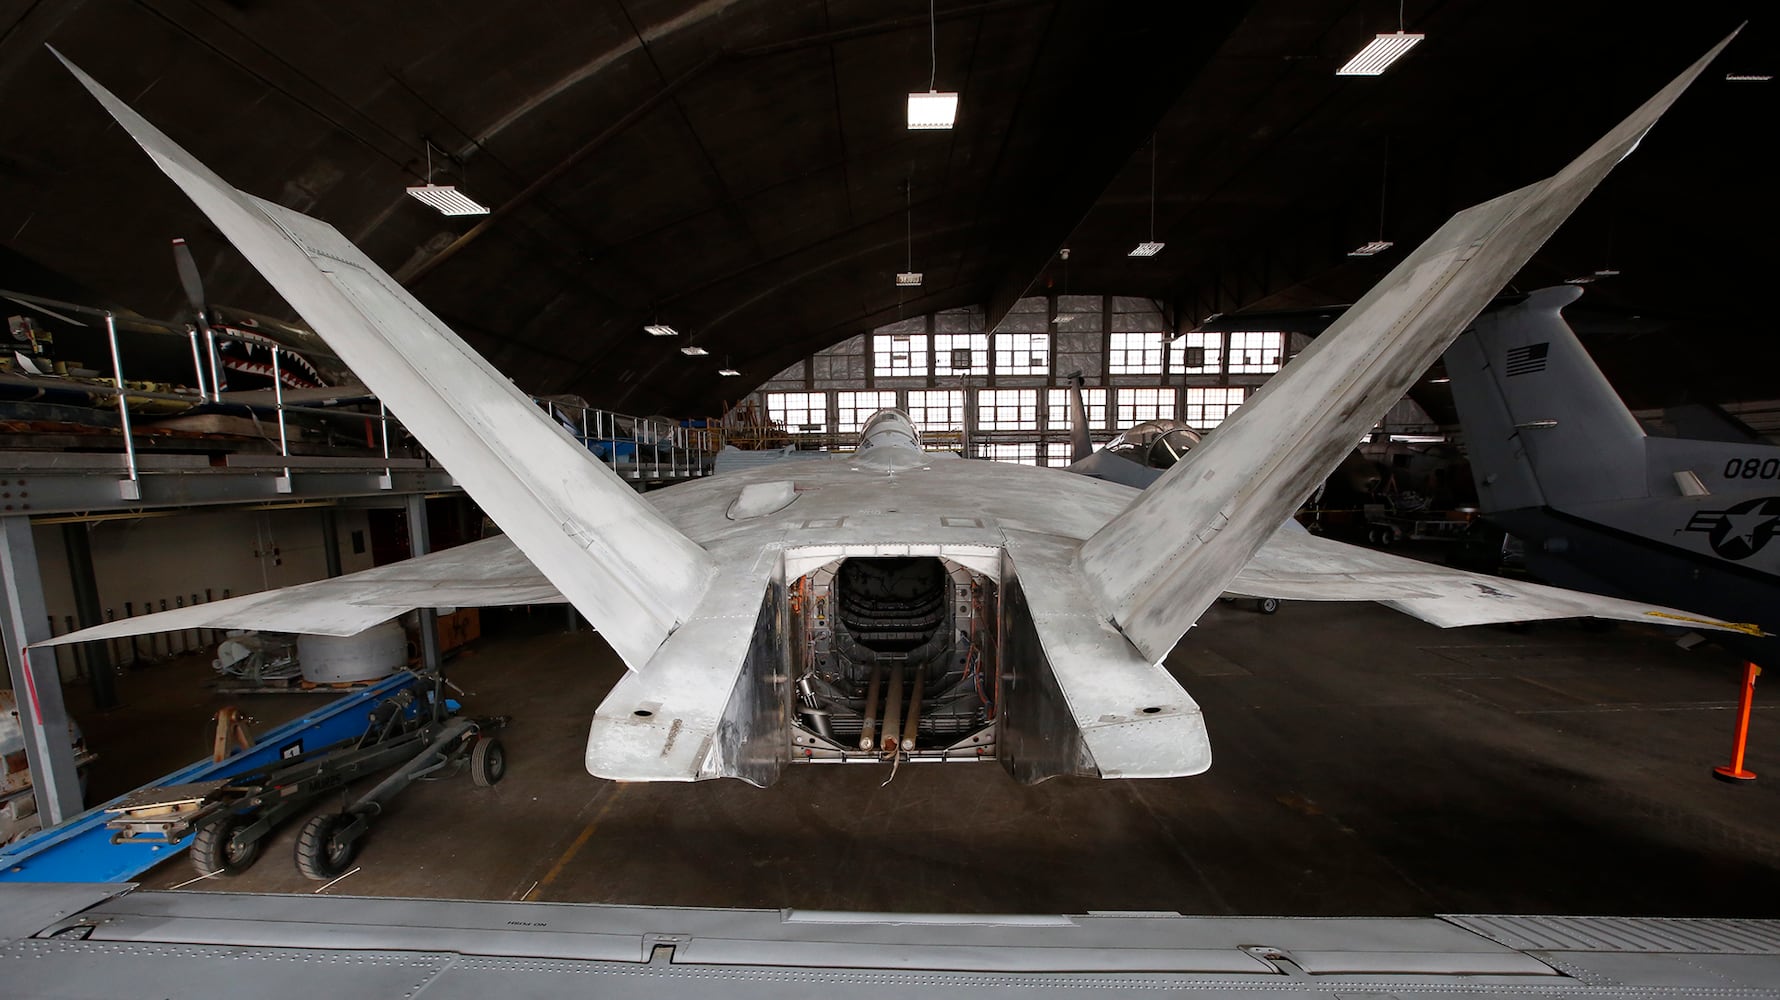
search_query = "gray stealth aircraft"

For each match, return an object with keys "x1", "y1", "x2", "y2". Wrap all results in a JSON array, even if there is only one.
[
  {"x1": 1445, "y1": 285, "x2": 1780, "y2": 663},
  {"x1": 38, "y1": 33, "x2": 1759, "y2": 790}
]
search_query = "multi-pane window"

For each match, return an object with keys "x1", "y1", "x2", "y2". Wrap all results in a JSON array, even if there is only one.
[
  {"x1": 835, "y1": 390, "x2": 898, "y2": 433},
  {"x1": 1045, "y1": 442, "x2": 1076, "y2": 467},
  {"x1": 976, "y1": 389, "x2": 1039, "y2": 430},
  {"x1": 932, "y1": 333, "x2": 989, "y2": 375},
  {"x1": 872, "y1": 333, "x2": 928, "y2": 377},
  {"x1": 994, "y1": 332, "x2": 1051, "y2": 375},
  {"x1": 1045, "y1": 387, "x2": 1108, "y2": 430},
  {"x1": 1170, "y1": 331, "x2": 1223, "y2": 375},
  {"x1": 981, "y1": 442, "x2": 1041, "y2": 465},
  {"x1": 766, "y1": 391, "x2": 827, "y2": 433},
  {"x1": 1108, "y1": 331, "x2": 1166, "y2": 374},
  {"x1": 1116, "y1": 387, "x2": 1177, "y2": 426},
  {"x1": 1228, "y1": 331, "x2": 1285, "y2": 374},
  {"x1": 906, "y1": 389, "x2": 965, "y2": 432},
  {"x1": 1183, "y1": 386, "x2": 1246, "y2": 428}
]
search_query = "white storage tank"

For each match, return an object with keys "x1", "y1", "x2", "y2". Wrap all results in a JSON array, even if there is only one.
[{"x1": 298, "y1": 620, "x2": 408, "y2": 683}]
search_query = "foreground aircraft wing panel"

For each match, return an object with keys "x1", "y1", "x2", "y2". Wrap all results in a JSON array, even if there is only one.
[
  {"x1": 31, "y1": 536, "x2": 564, "y2": 647},
  {"x1": 55, "y1": 51, "x2": 711, "y2": 671},
  {"x1": 10, "y1": 884, "x2": 1780, "y2": 996},
  {"x1": 1233, "y1": 525, "x2": 1762, "y2": 635},
  {"x1": 1078, "y1": 31, "x2": 1737, "y2": 664}
]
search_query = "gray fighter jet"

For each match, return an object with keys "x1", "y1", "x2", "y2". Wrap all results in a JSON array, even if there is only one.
[
  {"x1": 1445, "y1": 285, "x2": 1779, "y2": 663},
  {"x1": 41, "y1": 35, "x2": 1758, "y2": 789}
]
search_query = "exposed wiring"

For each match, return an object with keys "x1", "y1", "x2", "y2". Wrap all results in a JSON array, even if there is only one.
[
  {"x1": 928, "y1": 0, "x2": 938, "y2": 91},
  {"x1": 1377, "y1": 136, "x2": 1390, "y2": 241},
  {"x1": 1149, "y1": 133, "x2": 1158, "y2": 242}
]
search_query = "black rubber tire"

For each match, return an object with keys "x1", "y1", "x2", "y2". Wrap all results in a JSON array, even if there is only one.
[
  {"x1": 294, "y1": 812, "x2": 359, "y2": 881},
  {"x1": 189, "y1": 812, "x2": 260, "y2": 877},
  {"x1": 471, "y1": 736, "x2": 506, "y2": 787},
  {"x1": 1257, "y1": 597, "x2": 1281, "y2": 615}
]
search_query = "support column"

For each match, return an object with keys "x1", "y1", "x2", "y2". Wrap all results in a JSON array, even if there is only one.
[
  {"x1": 61, "y1": 523, "x2": 117, "y2": 710},
  {"x1": 0, "y1": 516, "x2": 84, "y2": 824},
  {"x1": 405, "y1": 494, "x2": 441, "y2": 673},
  {"x1": 320, "y1": 508, "x2": 343, "y2": 579}
]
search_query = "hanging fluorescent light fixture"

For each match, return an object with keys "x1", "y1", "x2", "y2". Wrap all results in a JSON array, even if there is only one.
[
  {"x1": 1128, "y1": 134, "x2": 1164, "y2": 257},
  {"x1": 1347, "y1": 139, "x2": 1395, "y2": 257},
  {"x1": 718, "y1": 365, "x2": 741, "y2": 377},
  {"x1": 406, "y1": 141, "x2": 489, "y2": 216},
  {"x1": 1337, "y1": 31, "x2": 1424, "y2": 76},
  {"x1": 1726, "y1": 73, "x2": 1773, "y2": 81},
  {"x1": 906, "y1": 2, "x2": 957, "y2": 129},
  {"x1": 895, "y1": 179, "x2": 922, "y2": 287},
  {"x1": 644, "y1": 323, "x2": 679, "y2": 337},
  {"x1": 907, "y1": 90, "x2": 958, "y2": 129},
  {"x1": 406, "y1": 183, "x2": 490, "y2": 216},
  {"x1": 680, "y1": 345, "x2": 709, "y2": 357}
]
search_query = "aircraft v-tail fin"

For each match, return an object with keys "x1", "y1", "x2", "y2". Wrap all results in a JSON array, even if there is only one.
[
  {"x1": 1444, "y1": 286, "x2": 1649, "y2": 512},
  {"x1": 1078, "y1": 31, "x2": 1737, "y2": 663},
  {"x1": 54, "y1": 51, "x2": 712, "y2": 671},
  {"x1": 1066, "y1": 371, "x2": 1094, "y2": 463}
]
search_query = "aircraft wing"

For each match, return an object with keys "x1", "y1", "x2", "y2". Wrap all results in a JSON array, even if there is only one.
[
  {"x1": 1231, "y1": 524, "x2": 1763, "y2": 635},
  {"x1": 9, "y1": 884, "x2": 1780, "y2": 997},
  {"x1": 32, "y1": 536, "x2": 560, "y2": 647},
  {"x1": 1076, "y1": 32, "x2": 1736, "y2": 664},
  {"x1": 55, "y1": 52, "x2": 710, "y2": 671}
]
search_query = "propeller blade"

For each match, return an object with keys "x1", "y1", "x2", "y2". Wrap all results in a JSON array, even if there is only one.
[{"x1": 171, "y1": 237, "x2": 206, "y2": 319}]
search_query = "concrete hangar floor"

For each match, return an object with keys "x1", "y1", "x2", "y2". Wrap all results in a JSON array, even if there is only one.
[{"x1": 74, "y1": 596, "x2": 1780, "y2": 916}]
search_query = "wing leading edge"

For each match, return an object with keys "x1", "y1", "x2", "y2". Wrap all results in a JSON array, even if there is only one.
[
  {"x1": 54, "y1": 51, "x2": 711, "y2": 671},
  {"x1": 1078, "y1": 31, "x2": 1739, "y2": 663},
  {"x1": 1232, "y1": 523, "x2": 1763, "y2": 636}
]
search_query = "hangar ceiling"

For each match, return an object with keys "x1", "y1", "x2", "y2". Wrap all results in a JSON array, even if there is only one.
[{"x1": 0, "y1": 1, "x2": 1770, "y2": 416}]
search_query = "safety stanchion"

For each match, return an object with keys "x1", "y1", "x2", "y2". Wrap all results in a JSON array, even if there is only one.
[{"x1": 1713, "y1": 661, "x2": 1761, "y2": 784}]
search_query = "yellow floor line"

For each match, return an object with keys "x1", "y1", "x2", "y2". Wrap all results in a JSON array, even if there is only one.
[{"x1": 534, "y1": 787, "x2": 626, "y2": 893}]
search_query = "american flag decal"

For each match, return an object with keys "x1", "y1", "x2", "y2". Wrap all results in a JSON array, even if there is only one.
[{"x1": 1505, "y1": 341, "x2": 1549, "y2": 376}]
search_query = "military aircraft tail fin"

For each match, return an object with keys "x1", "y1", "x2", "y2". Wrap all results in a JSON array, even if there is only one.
[
  {"x1": 55, "y1": 50, "x2": 713, "y2": 671},
  {"x1": 1065, "y1": 371, "x2": 1094, "y2": 463},
  {"x1": 1077, "y1": 31, "x2": 1735, "y2": 664},
  {"x1": 1443, "y1": 287, "x2": 1649, "y2": 512}
]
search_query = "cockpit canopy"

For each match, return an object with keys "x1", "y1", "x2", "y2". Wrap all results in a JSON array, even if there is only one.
[
  {"x1": 857, "y1": 408, "x2": 922, "y2": 452},
  {"x1": 1103, "y1": 419, "x2": 1202, "y2": 470}
]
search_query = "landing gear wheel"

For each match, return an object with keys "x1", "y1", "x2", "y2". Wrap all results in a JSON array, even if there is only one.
[
  {"x1": 470, "y1": 736, "x2": 506, "y2": 787},
  {"x1": 190, "y1": 812, "x2": 260, "y2": 877},
  {"x1": 1257, "y1": 598, "x2": 1281, "y2": 615},
  {"x1": 294, "y1": 812, "x2": 359, "y2": 881}
]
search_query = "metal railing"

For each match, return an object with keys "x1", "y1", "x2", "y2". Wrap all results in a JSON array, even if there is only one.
[
  {"x1": 538, "y1": 398, "x2": 716, "y2": 482},
  {"x1": 2, "y1": 289, "x2": 716, "y2": 492}
]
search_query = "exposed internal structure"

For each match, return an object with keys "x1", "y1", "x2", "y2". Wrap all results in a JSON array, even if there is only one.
[{"x1": 789, "y1": 556, "x2": 998, "y2": 763}]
